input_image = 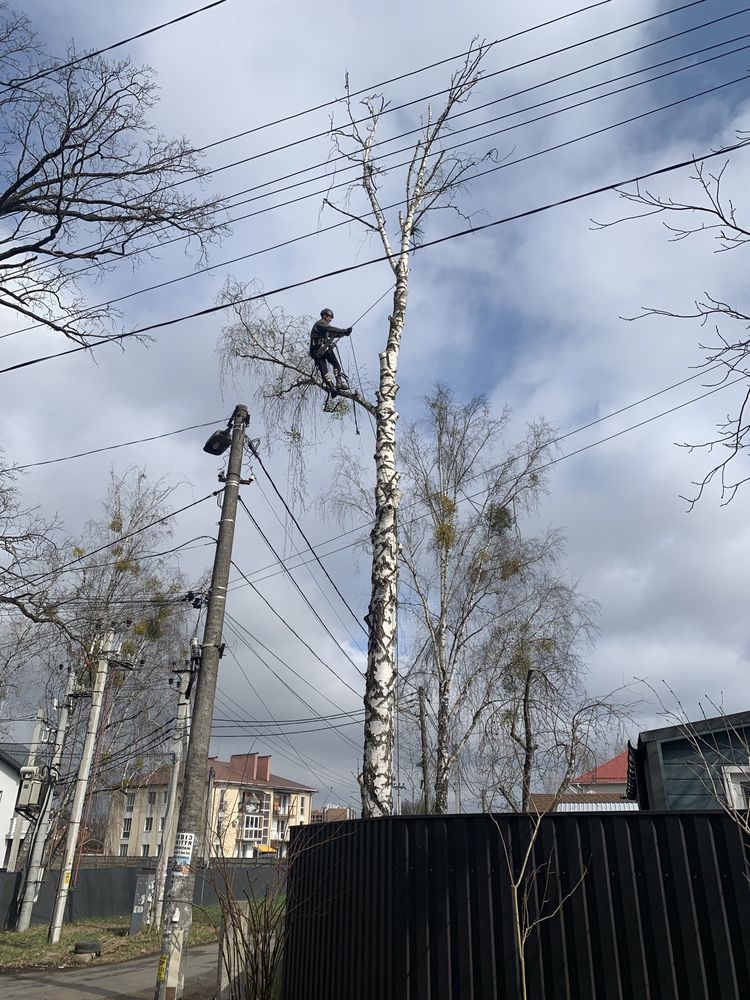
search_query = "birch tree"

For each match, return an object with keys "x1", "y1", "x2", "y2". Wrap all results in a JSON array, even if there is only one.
[
  {"x1": 0, "y1": 3, "x2": 224, "y2": 345},
  {"x1": 467, "y1": 573, "x2": 621, "y2": 813},
  {"x1": 219, "y1": 45, "x2": 493, "y2": 816},
  {"x1": 395, "y1": 385, "x2": 559, "y2": 813}
]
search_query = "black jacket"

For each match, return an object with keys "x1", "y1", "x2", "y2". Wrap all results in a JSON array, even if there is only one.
[{"x1": 309, "y1": 320, "x2": 349, "y2": 358}]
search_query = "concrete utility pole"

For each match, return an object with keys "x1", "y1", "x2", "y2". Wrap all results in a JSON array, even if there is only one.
[
  {"x1": 418, "y1": 686, "x2": 430, "y2": 814},
  {"x1": 7, "y1": 709, "x2": 46, "y2": 872},
  {"x1": 16, "y1": 668, "x2": 76, "y2": 932},
  {"x1": 49, "y1": 631, "x2": 117, "y2": 944},
  {"x1": 153, "y1": 679, "x2": 191, "y2": 929},
  {"x1": 155, "y1": 404, "x2": 248, "y2": 1000}
]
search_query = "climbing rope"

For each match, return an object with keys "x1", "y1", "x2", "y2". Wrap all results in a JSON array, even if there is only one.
[{"x1": 346, "y1": 284, "x2": 393, "y2": 436}]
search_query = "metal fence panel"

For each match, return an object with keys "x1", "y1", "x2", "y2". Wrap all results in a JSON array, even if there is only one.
[{"x1": 283, "y1": 812, "x2": 750, "y2": 1000}]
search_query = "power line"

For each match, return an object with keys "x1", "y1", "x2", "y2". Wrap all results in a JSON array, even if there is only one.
[
  {"x1": 13, "y1": 419, "x2": 222, "y2": 470},
  {"x1": 228, "y1": 369, "x2": 746, "y2": 591},
  {"x1": 210, "y1": 721, "x2": 362, "y2": 736},
  {"x1": 213, "y1": 711, "x2": 365, "y2": 724},
  {"x1": 235, "y1": 506, "x2": 365, "y2": 679},
  {"x1": 1, "y1": 0, "x2": 628, "y2": 280},
  {"x1": 5, "y1": 132, "x2": 747, "y2": 379},
  {"x1": 224, "y1": 613, "x2": 362, "y2": 726},
  {"x1": 5, "y1": 2, "x2": 736, "y2": 340},
  {"x1": 1, "y1": 1, "x2": 231, "y2": 93},
  {"x1": 193, "y1": 1, "x2": 619, "y2": 154},
  {"x1": 221, "y1": 627, "x2": 362, "y2": 757},
  {"x1": 164, "y1": 0, "x2": 710, "y2": 192},
  {"x1": 245, "y1": 452, "x2": 366, "y2": 635},
  {"x1": 6, "y1": 492, "x2": 219, "y2": 597},
  {"x1": 227, "y1": 561, "x2": 363, "y2": 698}
]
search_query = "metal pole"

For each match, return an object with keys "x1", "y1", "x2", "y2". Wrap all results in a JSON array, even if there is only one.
[
  {"x1": 155, "y1": 404, "x2": 248, "y2": 1000},
  {"x1": 16, "y1": 668, "x2": 76, "y2": 931},
  {"x1": 48, "y1": 631, "x2": 116, "y2": 943},
  {"x1": 7, "y1": 709, "x2": 46, "y2": 872},
  {"x1": 418, "y1": 686, "x2": 430, "y2": 813},
  {"x1": 152, "y1": 683, "x2": 190, "y2": 929}
]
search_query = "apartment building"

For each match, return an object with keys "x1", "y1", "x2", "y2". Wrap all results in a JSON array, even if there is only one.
[{"x1": 105, "y1": 752, "x2": 316, "y2": 859}]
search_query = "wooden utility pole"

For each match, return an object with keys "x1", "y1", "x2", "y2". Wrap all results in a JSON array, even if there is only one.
[
  {"x1": 152, "y1": 677, "x2": 191, "y2": 930},
  {"x1": 155, "y1": 404, "x2": 248, "y2": 1000},
  {"x1": 16, "y1": 668, "x2": 76, "y2": 932},
  {"x1": 49, "y1": 631, "x2": 117, "y2": 944}
]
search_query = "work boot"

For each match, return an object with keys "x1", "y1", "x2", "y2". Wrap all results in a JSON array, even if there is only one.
[
  {"x1": 335, "y1": 371, "x2": 349, "y2": 392},
  {"x1": 323, "y1": 376, "x2": 337, "y2": 398}
]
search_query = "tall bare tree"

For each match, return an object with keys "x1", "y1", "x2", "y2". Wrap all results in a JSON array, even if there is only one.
[
  {"x1": 394, "y1": 385, "x2": 559, "y2": 813},
  {"x1": 594, "y1": 140, "x2": 750, "y2": 506},
  {"x1": 219, "y1": 44, "x2": 494, "y2": 816},
  {"x1": 0, "y1": 3, "x2": 225, "y2": 345}
]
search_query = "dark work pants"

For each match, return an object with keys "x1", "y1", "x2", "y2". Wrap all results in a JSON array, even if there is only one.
[{"x1": 314, "y1": 348, "x2": 341, "y2": 378}]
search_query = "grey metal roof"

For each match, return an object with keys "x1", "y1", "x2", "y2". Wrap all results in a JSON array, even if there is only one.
[
  {"x1": 0, "y1": 743, "x2": 30, "y2": 772},
  {"x1": 555, "y1": 800, "x2": 639, "y2": 812}
]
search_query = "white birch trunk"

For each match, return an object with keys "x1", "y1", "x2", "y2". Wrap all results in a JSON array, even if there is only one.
[{"x1": 361, "y1": 273, "x2": 407, "y2": 817}]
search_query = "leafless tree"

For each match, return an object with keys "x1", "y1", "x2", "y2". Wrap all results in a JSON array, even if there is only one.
[
  {"x1": 0, "y1": 4, "x2": 225, "y2": 345},
  {"x1": 393, "y1": 385, "x2": 560, "y2": 813},
  {"x1": 219, "y1": 44, "x2": 495, "y2": 817},
  {"x1": 593, "y1": 139, "x2": 750, "y2": 507}
]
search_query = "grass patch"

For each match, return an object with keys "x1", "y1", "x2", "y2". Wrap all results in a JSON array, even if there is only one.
[{"x1": 0, "y1": 908, "x2": 219, "y2": 971}]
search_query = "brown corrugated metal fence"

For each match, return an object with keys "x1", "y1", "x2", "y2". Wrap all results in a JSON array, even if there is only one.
[{"x1": 283, "y1": 812, "x2": 750, "y2": 1000}]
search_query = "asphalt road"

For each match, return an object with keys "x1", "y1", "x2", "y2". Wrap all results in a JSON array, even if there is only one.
[{"x1": 0, "y1": 943, "x2": 218, "y2": 1000}]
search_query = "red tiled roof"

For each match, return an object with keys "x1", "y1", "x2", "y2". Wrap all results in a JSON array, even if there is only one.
[
  {"x1": 574, "y1": 750, "x2": 629, "y2": 784},
  {"x1": 131, "y1": 760, "x2": 316, "y2": 793}
]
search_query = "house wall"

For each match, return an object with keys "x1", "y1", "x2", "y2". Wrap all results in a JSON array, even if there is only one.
[
  {"x1": 644, "y1": 728, "x2": 750, "y2": 810},
  {"x1": 0, "y1": 759, "x2": 28, "y2": 868}
]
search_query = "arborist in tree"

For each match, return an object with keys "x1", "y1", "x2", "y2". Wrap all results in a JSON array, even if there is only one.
[{"x1": 309, "y1": 307, "x2": 351, "y2": 397}]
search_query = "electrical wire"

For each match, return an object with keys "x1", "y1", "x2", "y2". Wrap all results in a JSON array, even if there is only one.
[
  {"x1": 253, "y1": 477, "x2": 365, "y2": 652},
  {"x1": 227, "y1": 371, "x2": 748, "y2": 592},
  {"x1": 2, "y1": 0, "x2": 731, "y2": 336},
  {"x1": 243, "y1": 460, "x2": 365, "y2": 636},
  {"x1": 3, "y1": 492, "x2": 219, "y2": 601},
  {"x1": 3, "y1": 132, "x2": 749, "y2": 380},
  {"x1": 215, "y1": 654, "x2": 360, "y2": 791},
  {"x1": 5, "y1": 7, "x2": 743, "y2": 343},
  {"x1": 232, "y1": 519, "x2": 365, "y2": 686},
  {"x1": 13, "y1": 419, "x2": 223, "y2": 470},
  {"x1": 0, "y1": 1, "x2": 231, "y2": 93},
  {"x1": 223, "y1": 615, "x2": 362, "y2": 738}
]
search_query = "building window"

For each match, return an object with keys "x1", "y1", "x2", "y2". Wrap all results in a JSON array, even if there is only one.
[
  {"x1": 722, "y1": 766, "x2": 750, "y2": 809},
  {"x1": 300, "y1": 796, "x2": 305, "y2": 816},
  {"x1": 160, "y1": 816, "x2": 165, "y2": 831},
  {"x1": 147, "y1": 791, "x2": 156, "y2": 806},
  {"x1": 119, "y1": 844, "x2": 128, "y2": 857},
  {"x1": 125, "y1": 793, "x2": 135, "y2": 812},
  {"x1": 122, "y1": 818, "x2": 131, "y2": 839},
  {"x1": 142, "y1": 845, "x2": 150, "y2": 857},
  {"x1": 163, "y1": 791, "x2": 168, "y2": 805},
  {"x1": 144, "y1": 817, "x2": 153, "y2": 832},
  {"x1": 243, "y1": 814, "x2": 262, "y2": 840}
]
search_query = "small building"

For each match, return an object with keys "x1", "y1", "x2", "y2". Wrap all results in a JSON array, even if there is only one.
[
  {"x1": 529, "y1": 750, "x2": 637, "y2": 813},
  {"x1": 627, "y1": 709, "x2": 750, "y2": 810},
  {"x1": 0, "y1": 744, "x2": 30, "y2": 869},
  {"x1": 105, "y1": 752, "x2": 316, "y2": 859},
  {"x1": 569, "y1": 749, "x2": 629, "y2": 796},
  {"x1": 311, "y1": 804, "x2": 357, "y2": 823}
]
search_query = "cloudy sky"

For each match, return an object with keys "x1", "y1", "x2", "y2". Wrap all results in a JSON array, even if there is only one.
[{"x1": 3, "y1": 0, "x2": 750, "y2": 810}]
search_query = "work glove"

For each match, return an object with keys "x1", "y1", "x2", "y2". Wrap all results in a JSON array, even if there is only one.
[{"x1": 345, "y1": 327, "x2": 352, "y2": 335}]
